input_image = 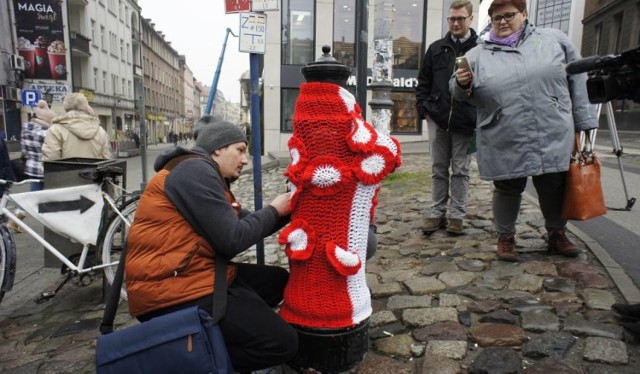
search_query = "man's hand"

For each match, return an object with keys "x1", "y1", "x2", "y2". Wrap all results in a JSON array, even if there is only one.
[{"x1": 270, "y1": 192, "x2": 292, "y2": 217}]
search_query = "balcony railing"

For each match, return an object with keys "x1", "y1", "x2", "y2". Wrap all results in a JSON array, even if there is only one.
[{"x1": 70, "y1": 31, "x2": 91, "y2": 57}]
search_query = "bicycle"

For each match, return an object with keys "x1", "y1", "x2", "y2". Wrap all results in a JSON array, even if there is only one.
[{"x1": 0, "y1": 165, "x2": 140, "y2": 305}]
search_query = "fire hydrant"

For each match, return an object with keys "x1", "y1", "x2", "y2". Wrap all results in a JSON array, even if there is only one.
[{"x1": 279, "y1": 46, "x2": 402, "y2": 372}]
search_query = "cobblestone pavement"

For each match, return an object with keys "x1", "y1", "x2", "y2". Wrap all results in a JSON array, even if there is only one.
[{"x1": 1, "y1": 154, "x2": 640, "y2": 373}]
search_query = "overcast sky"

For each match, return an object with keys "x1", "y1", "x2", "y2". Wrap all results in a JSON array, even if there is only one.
[{"x1": 137, "y1": 0, "x2": 250, "y2": 103}]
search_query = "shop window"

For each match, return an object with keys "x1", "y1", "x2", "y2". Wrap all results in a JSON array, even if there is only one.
[
  {"x1": 281, "y1": 88, "x2": 299, "y2": 132},
  {"x1": 282, "y1": 0, "x2": 315, "y2": 65},
  {"x1": 391, "y1": 2, "x2": 424, "y2": 70},
  {"x1": 333, "y1": 0, "x2": 355, "y2": 67},
  {"x1": 391, "y1": 91, "x2": 420, "y2": 134}
]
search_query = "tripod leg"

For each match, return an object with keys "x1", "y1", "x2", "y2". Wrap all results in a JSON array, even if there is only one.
[{"x1": 602, "y1": 102, "x2": 636, "y2": 211}]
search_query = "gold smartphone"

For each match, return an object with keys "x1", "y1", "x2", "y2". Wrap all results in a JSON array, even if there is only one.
[{"x1": 455, "y1": 56, "x2": 471, "y2": 72}]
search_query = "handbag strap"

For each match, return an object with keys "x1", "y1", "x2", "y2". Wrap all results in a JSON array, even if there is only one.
[{"x1": 99, "y1": 243, "x2": 229, "y2": 334}]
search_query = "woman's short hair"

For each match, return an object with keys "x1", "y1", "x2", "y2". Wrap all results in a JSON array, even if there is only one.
[{"x1": 488, "y1": 0, "x2": 527, "y2": 16}]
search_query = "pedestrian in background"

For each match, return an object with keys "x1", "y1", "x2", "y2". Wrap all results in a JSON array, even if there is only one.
[
  {"x1": 125, "y1": 122, "x2": 297, "y2": 372},
  {"x1": 22, "y1": 100, "x2": 54, "y2": 191},
  {"x1": 42, "y1": 93, "x2": 111, "y2": 160},
  {"x1": 450, "y1": 0, "x2": 598, "y2": 261},
  {"x1": 416, "y1": 0, "x2": 478, "y2": 235}
]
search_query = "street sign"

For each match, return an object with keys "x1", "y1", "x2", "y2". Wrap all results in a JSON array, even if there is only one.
[
  {"x1": 225, "y1": 0, "x2": 251, "y2": 14},
  {"x1": 239, "y1": 12, "x2": 267, "y2": 54},
  {"x1": 21, "y1": 89, "x2": 40, "y2": 107},
  {"x1": 252, "y1": 0, "x2": 279, "y2": 11}
]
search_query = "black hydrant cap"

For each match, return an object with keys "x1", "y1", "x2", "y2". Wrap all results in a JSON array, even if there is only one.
[{"x1": 301, "y1": 45, "x2": 352, "y2": 86}]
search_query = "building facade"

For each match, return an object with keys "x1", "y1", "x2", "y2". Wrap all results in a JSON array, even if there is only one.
[{"x1": 581, "y1": 0, "x2": 640, "y2": 130}]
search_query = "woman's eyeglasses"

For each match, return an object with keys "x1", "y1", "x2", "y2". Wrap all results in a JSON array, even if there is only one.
[
  {"x1": 490, "y1": 12, "x2": 521, "y2": 24},
  {"x1": 446, "y1": 16, "x2": 470, "y2": 24}
]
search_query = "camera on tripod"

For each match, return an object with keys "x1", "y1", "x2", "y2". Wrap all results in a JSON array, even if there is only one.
[{"x1": 566, "y1": 46, "x2": 640, "y2": 104}]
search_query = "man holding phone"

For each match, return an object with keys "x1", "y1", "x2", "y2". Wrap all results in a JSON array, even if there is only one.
[{"x1": 416, "y1": 0, "x2": 478, "y2": 235}]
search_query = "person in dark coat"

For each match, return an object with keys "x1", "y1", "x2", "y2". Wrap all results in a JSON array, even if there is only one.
[{"x1": 416, "y1": 0, "x2": 478, "y2": 235}]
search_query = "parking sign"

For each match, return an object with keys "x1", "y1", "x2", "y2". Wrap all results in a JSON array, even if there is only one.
[
  {"x1": 21, "y1": 89, "x2": 40, "y2": 107},
  {"x1": 239, "y1": 12, "x2": 267, "y2": 54}
]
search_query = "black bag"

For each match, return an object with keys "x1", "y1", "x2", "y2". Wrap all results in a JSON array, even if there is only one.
[
  {"x1": 11, "y1": 157, "x2": 26, "y2": 182},
  {"x1": 95, "y1": 244, "x2": 233, "y2": 373}
]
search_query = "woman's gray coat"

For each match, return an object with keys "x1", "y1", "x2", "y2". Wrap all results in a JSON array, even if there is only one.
[{"x1": 450, "y1": 23, "x2": 598, "y2": 181}]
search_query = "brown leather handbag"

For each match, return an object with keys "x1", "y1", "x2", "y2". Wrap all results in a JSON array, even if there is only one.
[{"x1": 561, "y1": 131, "x2": 607, "y2": 221}]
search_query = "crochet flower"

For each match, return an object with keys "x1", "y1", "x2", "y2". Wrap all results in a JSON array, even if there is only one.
[
  {"x1": 326, "y1": 242, "x2": 362, "y2": 276},
  {"x1": 286, "y1": 136, "x2": 308, "y2": 184},
  {"x1": 279, "y1": 220, "x2": 315, "y2": 261},
  {"x1": 346, "y1": 114, "x2": 378, "y2": 153},
  {"x1": 302, "y1": 156, "x2": 352, "y2": 196}
]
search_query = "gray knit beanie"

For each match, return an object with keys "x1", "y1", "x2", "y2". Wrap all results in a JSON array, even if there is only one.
[
  {"x1": 193, "y1": 115, "x2": 221, "y2": 139},
  {"x1": 195, "y1": 122, "x2": 247, "y2": 154}
]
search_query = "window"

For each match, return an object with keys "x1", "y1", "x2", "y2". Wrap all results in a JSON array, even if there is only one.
[
  {"x1": 282, "y1": 0, "x2": 314, "y2": 65},
  {"x1": 594, "y1": 23, "x2": 603, "y2": 55},
  {"x1": 103, "y1": 71, "x2": 107, "y2": 92},
  {"x1": 333, "y1": 0, "x2": 355, "y2": 67},
  {"x1": 390, "y1": 92, "x2": 419, "y2": 134},
  {"x1": 281, "y1": 88, "x2": 299, "y2": 131},
  {"x1": 100, "y1": 26, "x2": 106, "y2": 50},
  {"x1": 90, "y1": 19, "x2": 96, "y2": 44},
  {"x1": 535, "y1": 0, "x2": 571, "y2": 35},
  {"x1": 128, "y1": 80, "x2": 132, "y2": 97},
  {"x1": 120, "y1": 39, "x2": 124, "y2": 60},
  {"x1": 112, "y1": 74, "x2": 117, "y2": 95},
  {"x1": 613, "y1": 12, "x2": 623, "y2": 53},
  {"x1": 391, "y1": 2, "x2": 424, "y2": 69},
  {"x1": 94, "y1": 68, "x2": 99, "y2": 90},
  {"x1": 126, "y1": 43, "x2": 130, "y2": 63},
  {"x1": 122, "y1": 78, "x2": 126, "y2": 96}
]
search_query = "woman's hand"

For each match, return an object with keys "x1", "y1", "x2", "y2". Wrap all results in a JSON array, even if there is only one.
[
  {"x1": 270, "y1": 192, "x2": 292, "y2": 217},
  {"x1": 456, "y1": 67, "x2": 473, "y2": 88}
]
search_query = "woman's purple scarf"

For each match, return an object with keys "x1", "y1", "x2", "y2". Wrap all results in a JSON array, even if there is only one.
[{"x1": 489, "y1": 27, "x2": 524, "y2": 48}]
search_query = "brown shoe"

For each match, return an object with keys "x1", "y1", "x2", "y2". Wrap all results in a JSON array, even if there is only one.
[
  {"x1": 497, "y1": 234, "x2": 518, "y2": 262},
  {"x1": 548, "y1": 229, "x2": 579, "y2": 257},
  {"x1": 446, "y1": 218, "x2": 464, "y2": 235},
  {"x1": 421, "y1": 217, "x2": 447, "y2": 234}
]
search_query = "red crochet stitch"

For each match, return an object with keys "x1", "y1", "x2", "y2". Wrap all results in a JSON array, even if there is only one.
[{"x1": 279, "y1": 82, "x2": 401, "y2": 329}]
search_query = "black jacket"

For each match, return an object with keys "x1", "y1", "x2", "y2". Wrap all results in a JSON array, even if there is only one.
[{"x1": 416, "y1": 30, "x2": 478, "y2": 135}]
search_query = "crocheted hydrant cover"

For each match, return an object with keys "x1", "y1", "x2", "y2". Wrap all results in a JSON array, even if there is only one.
[{"x1": 279, "y1": 82, "x2": 402, "y2": 329}]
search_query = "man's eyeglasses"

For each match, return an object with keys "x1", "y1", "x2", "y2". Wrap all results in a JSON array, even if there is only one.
[
  {"x1": 490, "y1": 12, "x2": 521, "y2": 24},
  {"x1": 447, "y1": 16, "x2": 470, "y2": 24}
]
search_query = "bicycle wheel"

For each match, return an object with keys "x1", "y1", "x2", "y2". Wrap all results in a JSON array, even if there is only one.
[
  {"x1": 99, "y1": 195, "x2": 139, "y2": 300},
  {"x1": 0, "y1": 224, "x2": 17, "y2": 305}
]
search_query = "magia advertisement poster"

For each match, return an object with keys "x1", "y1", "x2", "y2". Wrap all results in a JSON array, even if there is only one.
[{"x1": 13, "y1": 0, "x2": 67, "y2": 80}]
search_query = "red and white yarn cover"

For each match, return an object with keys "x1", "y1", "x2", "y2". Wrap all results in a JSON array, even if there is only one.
[{"x1": 279, "y1": 82, "x2": 402, "y2": 328}]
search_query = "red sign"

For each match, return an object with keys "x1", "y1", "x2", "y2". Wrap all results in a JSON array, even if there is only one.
[{"x1": 225, "y1": 0, "x2": 251, "y2": 13}]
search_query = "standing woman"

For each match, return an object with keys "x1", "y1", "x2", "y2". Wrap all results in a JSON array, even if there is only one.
[{"x1": 450, "y1": 0, "x2": 598, "y2": 261}]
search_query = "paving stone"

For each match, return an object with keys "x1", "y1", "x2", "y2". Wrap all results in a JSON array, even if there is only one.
[
  {"x1": 497, "y1": 290, "x2": 538, "y2": 303},
  {"x1": 585, "y1": 363, "x2": 640, "y2": 374},
  {"x1": 543, "y1": 277, "x2": 577, "y2": 293},
  {"x1": 356, "y1": 352, "x2": 415, "y2": 374},
  {"x1": 412, "y1": 321, "x2": 468, "y2": 342},
  {"x1": 486, "y1": 262, "x2": 525, "y2": 278},
  {"x1": 370, "y1": 282, "x2": 404, "y2": 298},
  {"x1": 508, "y1": 274, "x2": 544, "y2": 293},
  {"x1": 458, "y1": 310, "x2": 471, "y2": 326},
  {"x1": 522, "y1": 331, "x2": 576, "y2": 359},
  {"x1": 478, "y1": 310, "x2": 518, "y2": 325},
  {"x1": 468, "y1": 347, "x2": 522, "y2": 374},
  {"x1": 508, "y1": 299, "x2": 553, "y2": 314},
  {"x1": 521, "y1": 358, "x2": 583, "y2": 373},
  {"x1": 540, "y1": 292, "x2": 581, "y2": 305},
  {"x1": 421, "y1": 261, "x2": 459, "y2": 275},
  {"x1": 467, "y1": 300, "x2": 504, "y2": 313},
  {"x1": 372, "y1": 334, "x2": 416, "y2": 358},
  {"x1": 474, "y1": 278, "x2": 509, "y2": 290},
  {"x1": 464, "y1": 252, "x2": 496, "y2": 261},
  {"x1": 584, "y1": 310, "x2": 619, "y2": 324},
  {"x1": 521, "y1": 310, "x2": 560, "y2": 332},
  {"x1": 456, "y1": 259, "x2": 488, "y2": 272},
  {"x1": 562, "y1": 314, "x2": 623, "y2": 339},
  {"x1": 425, "y1": 340, "x2": 467, "y2": 360},
  {"x1": 417, "y1": 355, "x2": 461, "y2": 374},
  {"x1": 387, "y1": 295, "x2": 432, "y2": 310},
  {"x1": 370, "y1": 311, "x2": 399, "y2": 327},
  {"x1": 583, "y1": 337, "x2": 629, "y2": 365},
  {"x1": 403, "y1": 307, "x2": 458, "y2": 327},
  {"x1": 517, "y1": 238, "x2": 547, "y2": 252},
  {"x1": 438, "y1": 293, "x2": 471, "y2": 307},
  {"x1": 379, "y1": 270, "x2": 417, "y2": 283},
  {"x1": 523, "y1": 261, "x2": 558, "y2": 276},
  {"x1": 469, "y1": 323, "x2": 528, "y2": 347},
  {"x1": 457, "y1": 286, "x2": 497, "y2": 300},
  {"x1": 438, "y1": 271, "x2": 478, "y2": 288},
  {"x1": 578, "y1": 272, "x2": 613, "y2": 289},
  {"x1": 554, "y1": 302, "x2": 584, "y2": 317},
  {"x1": 370, "y1": 322, "x2": 406, "y2": 340},
  {"x1": 582, "y1": 288, "x2": 617, "y2": 310},
  {"x1": 404, "y1": 277, "x2": 448, "y2": 295},
  {"x1": 557, "y1": 262, "x2": 600, "y2": 278}
]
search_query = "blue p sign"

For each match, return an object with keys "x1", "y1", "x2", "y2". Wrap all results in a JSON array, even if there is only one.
[{"x1": 21, "y1": 89, "x2": 41, "y2": 107}]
